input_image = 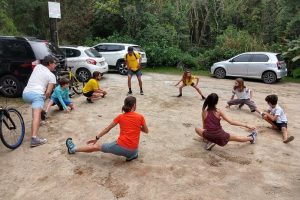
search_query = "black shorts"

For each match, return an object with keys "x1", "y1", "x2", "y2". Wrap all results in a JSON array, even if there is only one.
[
  {"x1": 274, "y1": 121, "x2": 288, "y2": 131},
  {"x1": 83, "y1": 91, "x2": 93, "y2": 97}
]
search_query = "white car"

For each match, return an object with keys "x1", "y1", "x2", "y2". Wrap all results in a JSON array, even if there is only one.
[
  {"x1": 59, "y1": 46, "x2": 109, "y2": 82},
  {"x1": 211, "y1": 52, "x2": 287, "y2": 84},
  {"x1": 93, "y1": 43, "x2": 147, "y2": 75}
]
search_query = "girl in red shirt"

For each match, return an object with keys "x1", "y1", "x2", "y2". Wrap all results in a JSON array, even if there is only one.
[{"x1": 66, "y1": 96, "x2": 149, "y2": 161}]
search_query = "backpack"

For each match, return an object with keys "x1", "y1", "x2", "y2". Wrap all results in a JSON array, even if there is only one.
[{"x1": 126, "y1": 52, "x2": 138, "y2": 60}]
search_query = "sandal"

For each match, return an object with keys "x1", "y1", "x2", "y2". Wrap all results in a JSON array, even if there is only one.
[
  {"x1": 66, "y1": 138, "x2": 76, "y2": 154},
  {"x1": 283, "y1": 136, "x2": 294, "y2": 143},
  {"x1": 205, "y1": 142, "x2": 216, "y2": 151}
]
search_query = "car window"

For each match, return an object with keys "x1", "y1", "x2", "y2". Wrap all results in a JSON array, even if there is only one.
[
  {"x1": 232, "y1": 54, "x2": 252, "y2": 62},
  {"x1": 251, "y1": 54, "x2": 269, "y2": 62},
  {"x1": 132, "y1": 46, "x2": 144, "y2": 52},
  {"x1": 94, "y1": 45, "x2": 107, "y2": 52},
  {"x1": 0, "y1": 40, "x2": 34, "y2": 59},
  {"x1": 66, "y1": 49, "x2": 81, "y2": 57},
  {"x1": 30, "y1": 41, "x2": 61, "y2": 60},
  {"x1": 84, "y1": 48, "x2": 102, "y2": 58},
  {"x1": 106, "y1": 45, "x2": 124, "y2": 51},
  {"x1": 276, "y1": 54, "x2": 284, "y2": 61}
]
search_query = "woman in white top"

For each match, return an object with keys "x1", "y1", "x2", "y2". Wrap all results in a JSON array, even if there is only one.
[{"x1": 22, "y1": 55, "x2": 57, "y2": 147}]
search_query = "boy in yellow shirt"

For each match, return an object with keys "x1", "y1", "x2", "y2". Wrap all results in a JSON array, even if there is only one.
[{"x1": 82, "y1": 71, "x2": 107, "y2": 103}]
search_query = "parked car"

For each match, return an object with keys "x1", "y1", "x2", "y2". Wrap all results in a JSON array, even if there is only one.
[
  {"x1": 211, "y1": 52, "x2": 287, "y2": 84},
  {"x1": 59, "y1": 46, "x2": 108, "y2": 82},
  {"x1": 93, "y1": 43, "x2": 147, "y2": 75},
  {"x1": 0, "y1": 36, "x2": 65, "y2": 97}
]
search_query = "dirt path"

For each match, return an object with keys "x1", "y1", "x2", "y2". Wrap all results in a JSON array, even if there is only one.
[{"x1": 0, "y1": 73, "x2": 299, "y2": 200}]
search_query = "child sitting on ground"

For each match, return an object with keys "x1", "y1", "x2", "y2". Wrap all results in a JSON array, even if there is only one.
[
  {"x1": 45, "y1": 77, "x2": 75, "y2": 116},
  {"x1": 195, "y1": 93, "x2": 257, "y2": 151},
  {"x1": 175, "y1": 70, "x2": 206, "y2": 100},
  {"x1": 82, "y1": 71, "x2": 107, "y2": 103},
  {"x1": 226, "y1": 78, "x2": 260, "y2": 114},
  {"x1": 262, "y1": 94, "x2": 294, "y2": 143}
]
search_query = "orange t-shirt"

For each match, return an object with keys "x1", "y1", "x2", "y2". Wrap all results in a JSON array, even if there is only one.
[{"x1": 114, "y1": 112, "x2": 145, "y2": 150}]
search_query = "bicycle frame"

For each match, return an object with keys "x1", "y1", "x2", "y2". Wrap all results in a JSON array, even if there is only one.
[{"x1": 0, "y1": 108, "x2": 17, "y2": 130}]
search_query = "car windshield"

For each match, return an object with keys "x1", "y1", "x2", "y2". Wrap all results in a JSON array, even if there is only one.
[
  {"x1": 84, "y1": 48, "x2": 102, "y2": 58},
  {"x1": 133, "y1": 46, "x2": 144, "y2": 52}
]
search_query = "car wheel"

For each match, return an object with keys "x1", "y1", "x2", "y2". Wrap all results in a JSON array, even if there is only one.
[
  {"x1": 0, "y1": 75, "x2": 23, "y2": 97},
  {"x1": 262, "y1": 71, "x2": 276, "y2": 84},
  {"x1": 214, "y1": 68, "x2": 226, "y2": 79},
  {"x1": 117, "y1": 60, "x2": 128, "y2": 75},
  {"x1": 76, "y1": 68, "x2": 91, "y2": 82}
]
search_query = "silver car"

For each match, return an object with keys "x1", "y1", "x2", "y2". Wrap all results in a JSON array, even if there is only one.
[{"x1": 211, "y1": 52, "x2": 287, "y2": 84}]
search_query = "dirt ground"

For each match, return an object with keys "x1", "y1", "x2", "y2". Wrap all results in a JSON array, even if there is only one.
[{"x1": 0, "y1": 73, "x2": 299, "y2": 200}]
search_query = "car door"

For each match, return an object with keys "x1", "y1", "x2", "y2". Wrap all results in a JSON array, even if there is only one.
[
  {"x1": 226, "y1": 54, "x2": 252, "y2": 76},
  {"x1": 247, "y1": 54, "x2": 269, "y2": 78}
]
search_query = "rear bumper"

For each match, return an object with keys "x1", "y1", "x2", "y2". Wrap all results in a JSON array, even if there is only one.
[{"x1": 275, "y1": 69, "x2": 287, "y2": 79}]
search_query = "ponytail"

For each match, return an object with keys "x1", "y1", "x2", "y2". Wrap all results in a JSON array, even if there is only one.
[
  {"x1": 202, "y1": 93, "x2": 219, "y2": 111},
  {"x1": 122, "y1": 96, "x2": 136, "y2": 113}
]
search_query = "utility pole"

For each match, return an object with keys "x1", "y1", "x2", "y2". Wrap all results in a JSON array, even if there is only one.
[{"x1": 48, "y1": 0, "x2": 61, "y2": 46}]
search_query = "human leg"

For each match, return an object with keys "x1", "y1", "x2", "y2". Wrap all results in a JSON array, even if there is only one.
[
  {"x1": 45, "y1": 99, "x2": 54, "y2": 113},
  {"x1": 127, "y1": 73, "x2": 133, "y2": 94},
  {"x1": 229, "y1": 134, "x2": 253, "y2": 143},
  {"x1": 178, "y1": 84, "x2": 185, "y2": 97},
  {"x1": 192, "y1": 85, "x2": 206, "y2": 99},
  {"x1": 66, "y1": 138, "x2": 101, "y2": 154},
  {"x1": 227, "y1": 99, "x2": 244, "y2": 108},
  {"x1": 262, "y1": 115, "x2": 277, "y2": 129},
  {"x1": 195, "y1": 127, "x2": 204, "y2": 137},
  {"x1": 137, "y1": 75, "x2": 143, "y2": 95},
  {"x1": 280, "y1": 126, "x2": 294, "y2": 143}
]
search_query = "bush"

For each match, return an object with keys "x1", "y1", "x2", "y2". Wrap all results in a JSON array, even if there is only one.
[{"x1": 292, "y1": 67, "x2": 300, "y2": 78}]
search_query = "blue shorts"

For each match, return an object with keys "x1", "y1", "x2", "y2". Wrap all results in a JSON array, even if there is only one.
[
  {"x1": 128, "y1": 69, "x2": 142, "y2": 77},
  {"x1": 51, "y1": 97, "x2": 72, "y2": 107},
  {"x1": 23, "y1": 92, "x2": 45, "y2": 109},
  {"x1": 101, "y1": 141, "x2": 138, "y2": 158}
]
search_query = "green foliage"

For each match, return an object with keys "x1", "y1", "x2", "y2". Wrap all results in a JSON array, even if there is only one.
[{"x1": 292, "y1": 67, "x2": 300, "y2": 79}]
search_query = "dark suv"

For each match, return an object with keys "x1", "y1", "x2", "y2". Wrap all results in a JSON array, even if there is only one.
[{"x1": 0, "y1": 36, "x2": 65, "y2": 97}]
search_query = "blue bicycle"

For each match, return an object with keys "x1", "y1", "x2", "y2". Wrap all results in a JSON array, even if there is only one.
[{"x1": 0, "y1": 86, "x2": 25, "y2": 149}]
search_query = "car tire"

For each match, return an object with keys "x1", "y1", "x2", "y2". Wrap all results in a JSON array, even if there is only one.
[
  {"x1": 76, "y1": 68, "x2": 91, "y2": 82},
  {"x1": 214, "y1": 68, "x2": 226, "y2": 79},
  {"x1": 117, "y1": 60, "x2": 128, "y2": 75},
  {"x1": 0, "y1": 75, "x2": 24, "y2": 97},
  {"x1": 262, "y1": 71, "x2": 277, "y2": 84}
]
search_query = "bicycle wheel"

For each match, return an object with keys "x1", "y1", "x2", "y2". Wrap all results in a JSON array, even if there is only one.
[
  {"x1": 71, "y1": 77, "x2": 84, "y2": 95},
  {"x1": 0, "y1": 108, "x2": 25, "y2": 149}
]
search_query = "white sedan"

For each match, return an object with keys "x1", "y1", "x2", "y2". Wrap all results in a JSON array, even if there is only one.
[{"x1": 59, "y1": 46, "x2": 108, "y2": 82}]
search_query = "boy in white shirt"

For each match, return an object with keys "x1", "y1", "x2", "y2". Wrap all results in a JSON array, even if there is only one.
[{"x1": 262, "y1": 94, "x2": 294, "y2": 143}]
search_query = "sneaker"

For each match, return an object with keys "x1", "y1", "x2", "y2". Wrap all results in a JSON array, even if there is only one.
[
  {"x1": 30, "y1": 136, "x2": 47, "y2": 147},
  {"x1": 140, "y1": 90, "x2": 144, "y2": 95},
  {"x1": 41, "y1": 110, "x2": 47, "y2": 121},
  {"x1": 205, "y1": 142, "x2": 216, "y2": 151},
  {"x1": 127, "y1": 90, "x2": 133, "y2": 95},
  {"x1": 249, "y1": 130, "x2": 257, "y2": 144},
  {"x1": 126, "y1": 153, "x2": 138, "y2": 162},
  {"x1": 202, "y1": 96, "x2": 206, "y2": 100},
  {"x1": 86, "y1": 98, "x2": 93, "y2": 103},
  {"x1": 177, "y1": 94, "x2": 182, "y2": 97},
  {"x1": 66, "y1": 138, "x2": 76, "y2": 154}
]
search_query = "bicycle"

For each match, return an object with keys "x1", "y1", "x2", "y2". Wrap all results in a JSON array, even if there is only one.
[
  {"x1": 57, "y1": 66, "x2": 85, "y2": 95},
  {"x1": 0, "y1": 86, "x2": 25, "y2": 149}
]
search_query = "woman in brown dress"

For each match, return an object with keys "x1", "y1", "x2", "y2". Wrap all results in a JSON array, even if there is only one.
[{"x1": 195, "y1": 93, "x2": 257, "y2": 150}]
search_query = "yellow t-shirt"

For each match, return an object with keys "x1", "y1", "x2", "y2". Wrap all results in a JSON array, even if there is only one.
[
  {"x1": 184, "y1": 76, "x2": 196, "y2": 86},
  {"x1": 124, "y1": 52, "x2": 141, "y2": 71},
  {"x1": 82, "y1": 78, "x2": 99, "y2": 93}
]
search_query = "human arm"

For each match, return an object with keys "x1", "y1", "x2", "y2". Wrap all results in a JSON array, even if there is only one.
[
  {"x1": 45, "y1": 83, "x2": 55, "y2": 99},
  {"x1": 141, "y1": 122, "x2": 149, "y2": 133},
  {"x1": 249, "y1": 89, "x2": 253, "y2": 100},
  {"x1": 87, "y1": 121, "x2": 118, "y2": 145},
  {"x1": 194, "y1": 76, "x2": 199, "y2": 86},
  {"x1": 219, "y1": 110, "x2": 255, "y2": 130},
  {"x1": 175, "y1": 79, "x2": 183, "y2": 86}
]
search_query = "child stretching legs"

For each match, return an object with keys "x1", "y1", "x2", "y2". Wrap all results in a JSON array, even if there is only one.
[{"x1": 195, "y1": 93, "x2": 257, "y2": 150}]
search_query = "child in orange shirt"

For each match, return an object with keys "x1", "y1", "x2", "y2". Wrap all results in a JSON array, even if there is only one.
[{"x1": 65, "y1": 96, "x2": 149, "y2": 161}]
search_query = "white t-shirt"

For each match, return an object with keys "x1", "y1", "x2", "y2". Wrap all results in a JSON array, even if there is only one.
[
  {"x1": 23, "y1": 64, "x2": 56, "y2": 94},
  {"x1": 232, "y1": 88, "x2": 250, "y2": 99},
  {"x1": 268, "y1": 105, "x2": 288, "y2": 123}
]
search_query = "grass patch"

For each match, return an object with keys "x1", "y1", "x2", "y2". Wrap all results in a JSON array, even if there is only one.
[
  {"x1": 282, "y1": 76, "x2": 300, "y2": 83},
  {"x1": 143, "y1": 66, "x2": 211, "y2": 76}
]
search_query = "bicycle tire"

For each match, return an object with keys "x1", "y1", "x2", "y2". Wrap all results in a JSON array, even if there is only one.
[
  {"x1": 71, "y1": 79, "x2": 85, "y2": 95},
  {"x1": 0, "y1": 108, "x2": 25, "y2": 149}
]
